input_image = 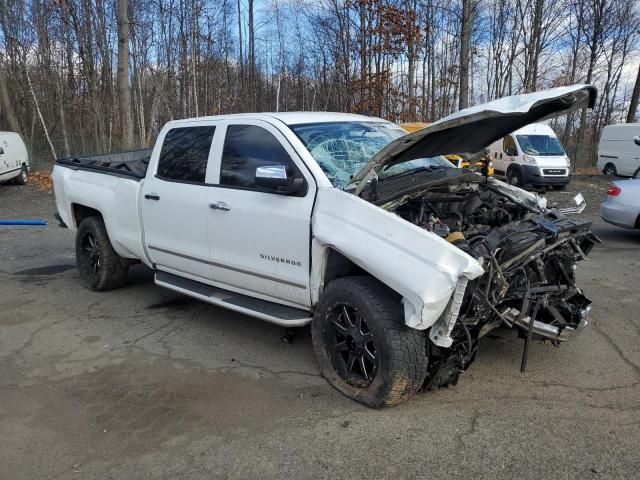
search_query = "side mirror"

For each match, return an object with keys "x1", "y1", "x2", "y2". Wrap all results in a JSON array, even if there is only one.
[
  {"x1": 506, "y1": 147, "x2": 517, "y2": 156},
  {"x1": 255, "y1": 164, "x2": 306, "y2": 195},
  {"x1": 633, "y1": 136, "x2": 640, "y2": 147},
  {"x1": 0, "y1": 147, "x2": 4, "y2": 155}
]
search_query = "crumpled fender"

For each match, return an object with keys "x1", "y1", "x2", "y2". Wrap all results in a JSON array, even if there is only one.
[{"x1": 310, "y1": 188, "x2": 485, "y2": 329}]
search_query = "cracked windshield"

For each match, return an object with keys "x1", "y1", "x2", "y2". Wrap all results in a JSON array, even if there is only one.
[{"x1": 291, "y1": 121, "x2": 451, "y2": 188}]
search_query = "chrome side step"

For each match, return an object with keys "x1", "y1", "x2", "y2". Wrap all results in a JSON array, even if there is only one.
[{"x1": 154, "y1": 271, "x2": 313, "y2": 327}]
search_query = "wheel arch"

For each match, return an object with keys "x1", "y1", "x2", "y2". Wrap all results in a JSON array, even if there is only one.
[
  {"x1": 506, "y1": 163, "x2": 523, "y2": 177},
  {"x1": 315, "y1": 247, "x2": 402, "y2": 305},
  {"x1": 72, "y1": 203, "x2": 103, "y2": 228}
]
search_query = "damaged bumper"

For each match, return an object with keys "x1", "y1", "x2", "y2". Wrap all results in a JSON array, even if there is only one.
[{"x1": 503, "y1": 304, "x2": 590, "y2": 342}]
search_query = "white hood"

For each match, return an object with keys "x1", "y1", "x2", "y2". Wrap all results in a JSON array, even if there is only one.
[{"x1": 350, "y1": 84, "x2": 597, "y2": 193}]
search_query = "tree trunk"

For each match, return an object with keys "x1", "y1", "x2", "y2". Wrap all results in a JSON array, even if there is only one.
[
  {"x1": 25, "y1": 66, "x2": 57, "y2": 161},
  {"x1": 248, "y1": 0, "x2": 255, "y2": 110},
  {"x1": 117, "y1": 0, "x2": 134, "y2": 149},
  {"x1": 627, "y1": 64, "x2": 640, "y2": 123},
  {"x1": 459, "y1": 0, "x2": 472, "y2": 109},
  {"x1": 0, "y1": 67, "x2": 20, "y2": 133}
]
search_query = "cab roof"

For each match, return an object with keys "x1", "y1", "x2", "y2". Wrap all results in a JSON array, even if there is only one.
[{"x1": 172, "y1": 111, "x2": 390, "y2": 126}]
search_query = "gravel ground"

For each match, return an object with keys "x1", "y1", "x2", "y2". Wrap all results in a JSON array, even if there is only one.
[{"x1": 1, "y1": 175, "x2": 639, "y2": 479}]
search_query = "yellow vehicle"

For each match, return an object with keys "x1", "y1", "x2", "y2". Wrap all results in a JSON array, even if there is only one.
[
  {"x1": 399, "y1": 122, "x2": 430, "y2": 133},
  {"x1": 399, "y1": 123, "x2": 494, "y2": 175}
]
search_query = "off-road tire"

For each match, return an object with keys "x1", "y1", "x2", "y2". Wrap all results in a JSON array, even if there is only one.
[
  {"x1": 311, "y1": 276, "x2": 428, "y2": 408},
  {"x1": 603, "y1": 163, "x2": 617, "y2": 176},
  {"x1": 507, "y1": 167, "x2": 523, "y2": 187},
  {"x1": 75, "y1": 216, "x2": 129, "y2": 291},
  {"x1": 15, "y1": 166, "x2": 28, "y2": 185}
]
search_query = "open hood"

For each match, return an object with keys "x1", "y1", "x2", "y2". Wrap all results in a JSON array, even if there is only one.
[{"x1": 350, "y1": 84, "x2": 597, "y2": 194}]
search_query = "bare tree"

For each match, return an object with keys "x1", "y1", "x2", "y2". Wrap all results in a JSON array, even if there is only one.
[
  {"x1": 627, "y1": 64, "x2": 640, "y2": 123},
  {"x1": 459, "y1": 0, "x2": 472, "y2": 109},
  {"x1": 0, "y1": 0, "x2": 637, "y2": 167},
  {"x1": 117, "y1": 0, "x2": 134, "y2": 149}
]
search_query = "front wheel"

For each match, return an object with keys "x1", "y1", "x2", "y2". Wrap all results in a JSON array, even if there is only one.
[
  {"x1": 75, "y1": 216, "x2": 129, "y2": 291},
  {"x1": 311, "y1": 277, "x2": 428, "y2": 408},
  {"x1": 507, "y1": 168, "x2": 523, "y2": 187}
]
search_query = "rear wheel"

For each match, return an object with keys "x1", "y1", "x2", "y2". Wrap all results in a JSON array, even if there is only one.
[
  {"x1": 603, "y1": 163, "x2": 617, "y2": 176},
  {"x1": 311, "y1": 277, "x2": 428, "y2": 408},
  {"x1": 75, "y1": 216, "x2": 129, "y2": 291},
  {"x1": 15, "y1": 166, "x2": 28, "y2": 185}
]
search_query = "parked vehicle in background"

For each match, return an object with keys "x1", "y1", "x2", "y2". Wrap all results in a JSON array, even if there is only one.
[
  {"x1": 398, "y1": 122, "x2": 428, "y2": 133},
  {"x1": 0, "y1": 132, "x2": 29, "y2": 185},
  {"x1": 489, "y1": 123, "x2": 571, "y2": 190},
  {"x1": 444, "y1": 152, "x2": 495, "y2": 175},
  {"x1": 53, "y1": 85, "x2": 598, "y2": 408},
  {"x1": 600, "y1": 172, "x2": 640, "y2": 230},
  {"x1": 597, "y1": 123, "x2": 640, "y2": 177},
  {"x1": 399, "y1": 123, "x2": 494, "y2": 175}
]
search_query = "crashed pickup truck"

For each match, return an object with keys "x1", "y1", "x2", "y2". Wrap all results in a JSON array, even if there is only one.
[{"x1": 53, "y1": 84, "x2": 599, "y2": 407}]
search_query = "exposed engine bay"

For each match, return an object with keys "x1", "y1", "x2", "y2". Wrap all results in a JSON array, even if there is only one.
[{"x1": 379, "y1": 172, "x2": 600, "y2": 387}]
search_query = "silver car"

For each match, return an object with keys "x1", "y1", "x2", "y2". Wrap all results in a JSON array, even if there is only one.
[{"x1": 600, "y1": 177, "x2": 640, "y2": 229}]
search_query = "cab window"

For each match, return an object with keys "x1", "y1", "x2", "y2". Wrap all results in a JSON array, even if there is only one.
[
  {"x1": 220, "y1": 125, "x2": 294, "y2": 188},
  {"x1": 157, "y1": 126, "x2": 216, "y2": 183}
]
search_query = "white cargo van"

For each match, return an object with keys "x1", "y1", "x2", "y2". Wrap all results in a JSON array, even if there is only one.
[
  {"x1": 489, "y1": 123, "x2": 571, "y2": 189},
  {"x1": 0, "y1": 131, "x2": 29, "y2": 184},
  {"x1": 597, "y1": 123, "x2": 640, "y2": 177}
]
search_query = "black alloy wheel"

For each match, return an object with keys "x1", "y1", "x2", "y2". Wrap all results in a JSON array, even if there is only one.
[
  {"x1": 80, "y1": 231, "x2": 101, "y2": 281},
  {"x1": 326, "y1": 304, "x2": 377, "y2": 387}
]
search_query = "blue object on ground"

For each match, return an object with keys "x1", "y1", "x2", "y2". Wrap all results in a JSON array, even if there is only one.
[{"x1": 0, "y1": 219, "x2": 48, "y2": 225}]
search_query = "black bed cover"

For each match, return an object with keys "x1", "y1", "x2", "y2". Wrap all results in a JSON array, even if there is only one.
[{"x1": 56, "y1": 149, "x2": 153, "y2": 180}]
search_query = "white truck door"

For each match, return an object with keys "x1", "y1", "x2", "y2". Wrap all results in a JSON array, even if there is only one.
[
  {"x1": 205, "y1": 121, "x2": 316, "y2": 308},
  {"x1": 141, "y1": 124, "x2": 218, "y2": 280}
]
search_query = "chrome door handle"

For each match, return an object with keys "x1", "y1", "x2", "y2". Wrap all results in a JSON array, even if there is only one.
[{"x1": 209, "y1": 201, "x2": 231, "y2": 211}]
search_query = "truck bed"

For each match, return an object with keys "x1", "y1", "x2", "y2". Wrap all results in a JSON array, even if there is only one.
[{"x1": 56, "y1": 149, "x2": 152, "y2": 180}]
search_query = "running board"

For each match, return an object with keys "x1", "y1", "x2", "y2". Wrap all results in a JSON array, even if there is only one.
[{"x1": 154, "y1": 271, "x2": 313, "y2": 327}]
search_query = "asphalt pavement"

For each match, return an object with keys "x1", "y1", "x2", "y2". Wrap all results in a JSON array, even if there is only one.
[{"x1": 1, "y1": 176, "x2": 639, "y2": 479}]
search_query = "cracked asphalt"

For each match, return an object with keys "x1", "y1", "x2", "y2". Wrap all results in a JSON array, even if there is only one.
[{"x1": 1, "y1": 176, "x2": 639, "y2": 479}]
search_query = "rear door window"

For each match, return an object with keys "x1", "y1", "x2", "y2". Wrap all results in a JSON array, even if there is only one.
[
  {"x1": 157, "y1": 126, "x2": 216, "y2": 183},
  {"x1": 220, "y1": 125, "x2": 293, "y2": 188}
]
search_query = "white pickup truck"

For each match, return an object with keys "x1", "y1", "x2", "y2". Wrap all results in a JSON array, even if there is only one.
[{"x1": 53, "y1": 85, "x2": 599, "y2": 407}]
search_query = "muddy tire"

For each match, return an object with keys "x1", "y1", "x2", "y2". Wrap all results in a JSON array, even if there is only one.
[
  {"x1": 15, "y1": 166, "x2": 28, "y2": 185},
  {"x1": 311, "y1": 276, "x2": 428, "y2": 408},
  {"x1": 75, "y1": 216, "x2": 129, "y2": 291}
]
